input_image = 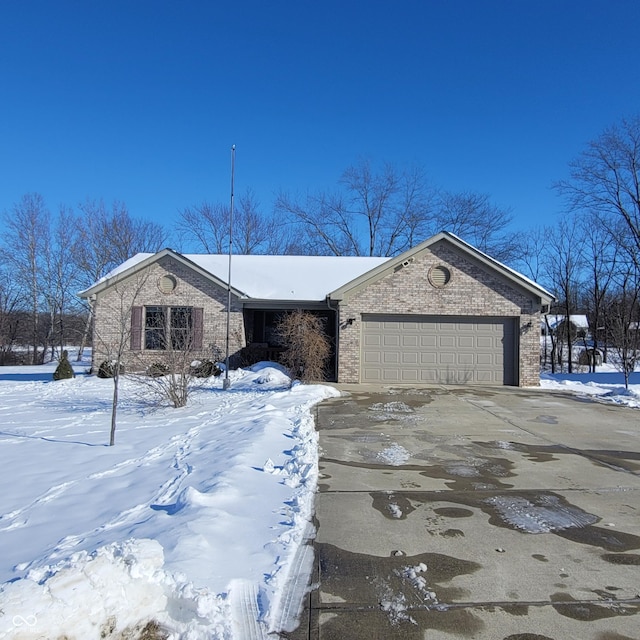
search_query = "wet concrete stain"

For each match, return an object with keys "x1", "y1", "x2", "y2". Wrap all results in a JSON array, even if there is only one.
[
  {"x1": 503, "y1": 635, "x2": 555, "y2": 640},
  {"x1": 555, "y1": 525, "x2": 640, "y2": 552},
  {"x1": 584, "y1": 450, "x2": 640, "y2": 473},
  {"x1": 532, "y1": 554, "x2": 549, "y2": 562},
  {"x1": 495, "y1": 603, "x2": 530, "y2": 616},
  {"x1": 433, "y1": 507, "x2": 474, "y2": 518},
  {"x1": 602, "y1": 553, "x2": 640, "y2": 565},
  {"x1": 370, "y1": 492, "x2": 417, "y2": 520},
  {"x1": 419, "y1": 456, "x2": 517, "y2": 490},
  {"x1": 321, "y1": 391, "x2": 436, "y2": 415},
  {"x1": 316, "y1": 542, "x2": 484, "y2": 639},
  {"x1": 367, "y1": 489, "x2": 640, "y2": 551},
  {"x1": 321, "y1": 457, "x2": 431, "y2": 473},
  {"x1": 476, "y1": 441, "x2": 564, "y2": 463},
  {"x1": 476, "y1": 440, "x2": 640, "y2": 474},
  {"x1": 316, "y1": 608, "x2": 485, "y2": 640},
  {"x1": 550, "y1": 592, "x2": 640, "y2": 621},
  {"x1": 449, "y1": 388, "x2": 497, "y2": 398},
  {"x1": 595, "y1": 634, "x2": 640, "y2": 640},
  {"x1": 530, "y1": 415, "x2": 559, "y2": 424},
  {"x1": 593, "y1": 588, "x2": 624, "y2": 599}
]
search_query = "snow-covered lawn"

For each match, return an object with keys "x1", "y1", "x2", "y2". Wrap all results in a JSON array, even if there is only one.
[
  {"x1": 540, "y1": 362, "x2": 640, "y2": 409},
  {"x1": 1, "y1": 355, "x2": 637, "y2": 640},
  {"x1": 0, "y1": 357, "x2": 338, "y2": 639}
]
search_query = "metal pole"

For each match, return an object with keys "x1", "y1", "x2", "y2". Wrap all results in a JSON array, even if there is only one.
[{"x1": 223, "y1": 144, "x2": 235, "y2": 390}]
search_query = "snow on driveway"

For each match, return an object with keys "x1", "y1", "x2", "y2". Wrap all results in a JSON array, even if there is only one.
[{"x1": 0, "y1": 361, "x2": 338, "y2": 639}]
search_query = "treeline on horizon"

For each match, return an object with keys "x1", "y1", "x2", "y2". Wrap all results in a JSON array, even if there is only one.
[{"x1": 0, "y1": 114, "x2": 639, "y2": 372}]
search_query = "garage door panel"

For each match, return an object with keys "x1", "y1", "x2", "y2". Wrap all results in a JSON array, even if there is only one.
[
  {"x1": 383, "y1": 335, "x2": 400, "y2": 347},
  {"x1": 439, "y1": 336, "x2": 456, "y2": 348},
  {"x1": 364, "y1": 334, "x2": 381, "y2": 346},
  {"x1": 439, "y1": 352, "x2": 455, "y2": 365},
  {"x1": 361, "y1": 315, "x2": 516, "y2": 386},
  {"x1": 420, "y1": 352, "x2": 437, "y2": 365},
  {"x1": 402, "y1": 335, "x2": 419, "y2": 348},
  {"x1": 421, "y1": 335, "x2": 437, "y2": 348},
  {"x1": 363, "y1": 351, "x2": 381, "y2": 364}
]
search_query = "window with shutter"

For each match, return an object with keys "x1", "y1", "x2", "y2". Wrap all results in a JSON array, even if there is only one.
[{"x1": 141, "y1": 306, "x2": 201, "y2": 351}]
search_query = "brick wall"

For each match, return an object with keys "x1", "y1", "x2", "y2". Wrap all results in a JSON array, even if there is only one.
[
  {"x1": 336, "y1": 241, "x2": 542, "y2": 386},
  {"x1": 92, "y1": 255, "x2": 245, "y2": 372}
]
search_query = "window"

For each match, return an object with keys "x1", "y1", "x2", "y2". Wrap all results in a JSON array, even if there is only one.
[
  {"x1": 170, "y1": 307, "x2": 193, "y2": 350},
  {"x1": 144, "y1": 306, "x2": 196, "y2": 350},
  {"x1": 145, "y1": 306, "x2": 167, "y2": 350},
  {"x1": 131, "y1": 306, "x2": 203, "y2": 351}
]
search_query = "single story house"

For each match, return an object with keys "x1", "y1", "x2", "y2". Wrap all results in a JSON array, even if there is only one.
[
  {"x1": 80, "y1": 232, "x2": 554, "y2": 386},
  {"x1": 541, "y1": 315, "x2": 589, "y2": 339}
]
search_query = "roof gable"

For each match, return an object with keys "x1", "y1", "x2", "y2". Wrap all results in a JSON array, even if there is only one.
[
  {"x1": 78, "y1": 249, "x2": 246, "y2": 299},
  {"x1": 327, "y1": 231, "x2": 554, "y2": 304}
]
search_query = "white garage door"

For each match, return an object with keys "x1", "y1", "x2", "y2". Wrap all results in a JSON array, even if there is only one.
[{"x1": 361, "y1": 315, "x2": 517, "y2": 385}]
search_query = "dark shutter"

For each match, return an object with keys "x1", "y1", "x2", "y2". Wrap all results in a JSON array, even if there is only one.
[
  {"x1": 130, "y1": 306, "x2": 143, "y2": 350},
  {"x1": 193, "y1": 307, "x2": 204, "y2": 350}
]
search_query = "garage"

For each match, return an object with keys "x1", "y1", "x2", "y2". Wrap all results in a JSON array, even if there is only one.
[{"x1": 361, "y1": 314, "x2": 518, "y2": 385}]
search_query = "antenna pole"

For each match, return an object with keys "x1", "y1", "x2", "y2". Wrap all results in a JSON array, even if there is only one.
[{"x1": 223, "y1": 144, "x2": 235, "y2": 390}]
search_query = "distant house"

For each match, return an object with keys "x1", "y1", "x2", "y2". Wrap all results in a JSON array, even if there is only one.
[
  {"x1": 80, "y1": 232, "x2": 554, "y2": 386},
  {"x1": 541, "y1": 315, "x2": 589, "y2": 339}
]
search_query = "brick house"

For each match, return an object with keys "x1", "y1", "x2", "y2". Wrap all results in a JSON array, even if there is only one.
[{"x1": 80, "y1": 232, "x2": 553, "y2": 386}]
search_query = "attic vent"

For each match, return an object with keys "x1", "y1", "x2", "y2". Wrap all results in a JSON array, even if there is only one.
[
  {"x1": 429, "y1": 265, "x2": 451, "y2": 288},
  {"x1": 158, "y1": 275, "x2": 177, "y2": 294}
]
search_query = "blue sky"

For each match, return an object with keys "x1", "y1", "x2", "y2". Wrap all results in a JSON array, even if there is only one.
[{"x1": 2, "y1": 0, "x2": 639, "y2": 239}]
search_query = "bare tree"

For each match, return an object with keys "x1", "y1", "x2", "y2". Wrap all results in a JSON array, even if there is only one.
[
  {"x1": 579, "y1": 211, "x2": 618, "y2": 370},
  {"x1": 542, "y1": 217, "x2": 585, "y2": 373},
  {"x1": 74, "y1": 199, "x2": 167, "y2": 361},
  {"x1": 607, "y1": 268, "x2": 640, "y2": 389},
  {"x1": 75, "y1": 199, "x2": 167, "y2": 286},
  {"x1": 276, "y1": 159, "x2": 435, "y2": 256},
  {"x1": 178, "y1": 189, "x2": 297, "y2": 255},
  {"x1": 512, "y1": 226, "x2": 547, "y2": 283},
  {"x1": 177, "y1": 201, "x2": 228, "y2": 254},
  {"x1": 92, "y1": 270, "x2": 152, "y2": 445},
  {"x1": 0, "y1": 268, "x2": 23, "y2": 364},
  {"x1": 42, "y1": 205, "x2": 82, "y2": 359},
  {"x1": 1, "y1": 193, "x2": 50, "y2": 364},
  {"x1": 434, "y1": 191, "x2": 519, "y2": 263},
  {"x1": 556, "y1": 115, "x2": 640, "y2": 266}
]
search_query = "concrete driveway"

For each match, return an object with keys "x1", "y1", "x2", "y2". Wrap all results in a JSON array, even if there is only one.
[{"x1": 287, "y1": 385, "x2": 640, "y2": 640}]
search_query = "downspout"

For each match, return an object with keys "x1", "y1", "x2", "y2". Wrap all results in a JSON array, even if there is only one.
[{"x1": 326, "y1": 296, "x2": 340, "y2": 383}]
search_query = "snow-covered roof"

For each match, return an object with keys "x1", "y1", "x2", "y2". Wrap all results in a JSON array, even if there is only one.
[
  {"x1": 542, "y1": 314, "x2": 589, "y2": 330},
  {"x1": 186, "y1": 254, "x2": 390, "y2": 300},
  {"x1": 83, "y1": 251, "x2": 390, "y2": 301},
  {"x1": 81, "y1": 232, "x2": 554, "y2": 305}
]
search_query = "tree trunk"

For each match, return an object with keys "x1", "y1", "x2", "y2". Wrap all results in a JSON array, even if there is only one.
[
  {"x1": 77, "y1": 308, "x2": 93, "y2": 362},
  {"x1": 110, "y1": 373, "x2": 119, "y2": 446}
]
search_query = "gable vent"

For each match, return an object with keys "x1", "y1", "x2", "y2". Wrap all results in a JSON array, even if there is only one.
[
  {"x1": 158, "y1": 275, "x2": 177, "y2": 294},
  {"x1": 429, "y1": 265, "x2": 451, "y2": 288}
]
